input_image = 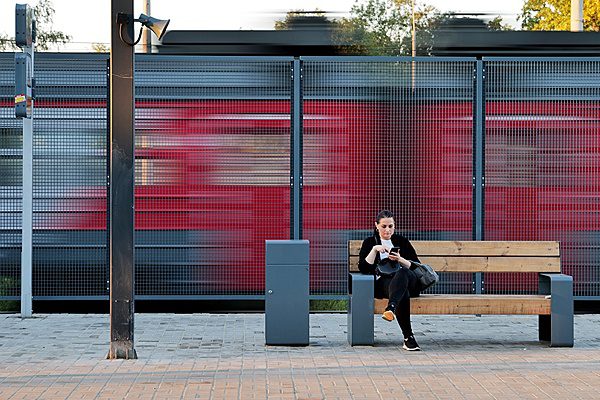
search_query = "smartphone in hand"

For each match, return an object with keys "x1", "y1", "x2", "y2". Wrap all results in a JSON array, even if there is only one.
[{"x1": 389, "y1": 247, "x2": 400, "y2": 255}]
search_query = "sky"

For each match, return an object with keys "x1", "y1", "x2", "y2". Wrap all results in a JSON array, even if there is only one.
[{"x1": 0, "y1": 0, "x2": 524, "y2": 51}]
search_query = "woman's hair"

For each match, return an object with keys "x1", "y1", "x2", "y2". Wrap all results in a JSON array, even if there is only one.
[{"x1": 375, "y1": 210, "x2": 395, "y2": 224}]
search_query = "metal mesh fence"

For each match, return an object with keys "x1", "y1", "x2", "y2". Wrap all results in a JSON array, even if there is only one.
[
  {"x1": 1, "y1": 54, "x2": 599, "y2": 301},
  {"x1": 484, "y1": 58, "x2": 600, "y2": 296},
  {"x1": 33, "y1": 55, "x2": 108, "y2": 298},
  {"x1": 302, "y1": 58, "x2": 475, "y2": 295},
  {"x1": 0, "y1": 54, "x2": 20, "y2": 299},
  {"x1": 0, "y1": 54, "x2": 108, "y2": 299},
  {"x1": 134, "y1": 56, "x2": 292, "y2": 297}
]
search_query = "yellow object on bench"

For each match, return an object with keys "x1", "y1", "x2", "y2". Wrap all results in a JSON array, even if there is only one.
[{"x1": 347, "y1": 240, "x2": 573, "y2": 347}]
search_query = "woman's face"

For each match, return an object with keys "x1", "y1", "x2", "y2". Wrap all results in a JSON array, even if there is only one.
[{"x1": 376, "y1": 217, "x2": 395, "y2": 240}]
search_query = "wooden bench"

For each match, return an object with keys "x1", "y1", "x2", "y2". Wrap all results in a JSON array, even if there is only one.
[{"x1": 347, "y1": 240, "x2": 574, "y2": 347}]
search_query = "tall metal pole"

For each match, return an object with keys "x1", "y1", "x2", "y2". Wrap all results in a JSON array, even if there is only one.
[
  {"x1": 108, "y1": 0, "x2": 137, "y2": 359},
  {"x1": 571, "y1": 0, "x2": 584, "y2": 31},
  {"x1": 141, "y1": 0, "x2": 152, "y2": 53},
  {"x1": 20, "y1": 47, "x2": 33, "y2": 318},
  {"x1": 15, "y1": 4, "x2": 35, "y2": 318}
]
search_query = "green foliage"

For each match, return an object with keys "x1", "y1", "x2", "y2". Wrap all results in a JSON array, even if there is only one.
[
  {"x1": 92, "y1": 43, "x2": 109, "y2": 53},
  {"x1": 520, "y1": 0, "x2": 600, "y2": 31},
  {"x1": 0, "y1": 277, "x2": 19, "y2": 312},
  {"x1": 487, "y1": 16, "x2": 514, "y2": 31},
  {"x1": 0, "y1": 33, "x2": 16, "y2": 51},
  {"x1": 310, "y1": 299, "x2": 348, "y2": 312},
  {"x1": 0, "y1": 0, "x2": 71, "y2": 51},
  {"x1": 340, "y1": 0, "x2": 446, "y2": 55},
  {"x1": 0, "y1": 300, "x2": 19, "y2": 312},
  {"x1": 273, "y1": 1, "x2": 446, "y2": 56}
]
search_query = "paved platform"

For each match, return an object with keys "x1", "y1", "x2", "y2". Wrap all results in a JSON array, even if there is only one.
[{"x1": 1, "y1": 313, "x2": 599, "y2": 399}]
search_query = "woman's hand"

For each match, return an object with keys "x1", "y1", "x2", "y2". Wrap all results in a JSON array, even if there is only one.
[
  {"x1": 372, "y1": 245, "x2": 389, "y2": 254},
  {"x1": 388, "y1": 251, "x2": 411, "y2": 268},
  {"x1": 365, "y1": 245, "x2": 389, "y2": 264}
]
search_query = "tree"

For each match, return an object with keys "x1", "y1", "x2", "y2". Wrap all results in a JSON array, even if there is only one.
[
  {"x1": 92, "y1": 43, "x2": 109, "y2": 53},
  {"x1": 274, "y1": 10, "x2": 332, "y2": 30},
  {"x1": 0, "y1": 0, "x2": 71, "y2": 51},
  {"x1": 273, "y1": 1, "x2": 447, "y2": 56},
  {"x1": 519, "y1": 0, "x2": 600, "y2": 31},
  {"x1": 487, "y1": 16, "x2": 514, "y2": 31},
  {"x1": 337, "y1": 0, "x2": 446, "y2": 56},
  {"x1": 0, "y1": 33, "x2": 14, "y2": 51}
]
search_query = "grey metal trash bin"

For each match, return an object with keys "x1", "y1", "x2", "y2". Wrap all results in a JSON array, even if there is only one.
[{"x1": 265, "y1": 240, "x2": 309, "y2": 346}]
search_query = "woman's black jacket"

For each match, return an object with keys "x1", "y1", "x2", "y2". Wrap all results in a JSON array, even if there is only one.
[{"x1": 358, "y1": 233, "x2": 421, "y2": 276}]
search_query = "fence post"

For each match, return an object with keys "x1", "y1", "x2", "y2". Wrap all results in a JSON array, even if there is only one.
[
  {"x1": 291, "y1": 58, "x2": 303, "y2": 240},
  {"x1": 473, "y1": 59, "x2": 486, "y2": 294},
  {"x1": 106, "y1": 58, "x2": 111, "y2": 297}
]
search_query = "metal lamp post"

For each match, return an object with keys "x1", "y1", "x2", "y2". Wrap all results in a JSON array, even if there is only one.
[{"x1": 108, "y1": 0, "x2": 169, "y2": 359}]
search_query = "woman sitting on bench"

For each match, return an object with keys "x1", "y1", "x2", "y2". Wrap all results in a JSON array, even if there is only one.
[{"x1": 358, "y1": 210, "x2": 423, "y2": 351}]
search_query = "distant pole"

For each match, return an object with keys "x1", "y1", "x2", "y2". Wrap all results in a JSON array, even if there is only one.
[
  {"x1": 108, "y1": 0, "x2": 137, "y2": 360},
  {"x1": 141, "y1": 0, "x2": 151, "y2": 53},
  {"x1": 411, "y1": 0, "x2": 416, "y2": 91},
  {"x1": 411, "y1": 0, "x2": 416, "y2": 58},
  {"x1": 571, "y1": 0, "x2": 584, "y2": 31}
]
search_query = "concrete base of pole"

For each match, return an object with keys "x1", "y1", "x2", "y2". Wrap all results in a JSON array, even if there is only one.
[{"x1": 107, "y1": 342, "x2": 138, "y2": 359}]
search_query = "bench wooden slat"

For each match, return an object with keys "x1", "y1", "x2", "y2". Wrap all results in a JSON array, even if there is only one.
[
  {"x1": 412, "y1": 241, "x2": 560, "y2": 257},
  {"x1": 348, "y1": 240, "x2": 560, "y2": 257},
  {"x1": 373, "y1": 295, "x2": 551, "y2": 315},
  {"x1": 420, "y1": 256, "x2": 560, "y2": 273},
  {"x1": 348, "y1": 240, "x2": 561, "y2": 273},
  {"x1": 349, "y1": 255, "x2": 560, "y2": 273}
]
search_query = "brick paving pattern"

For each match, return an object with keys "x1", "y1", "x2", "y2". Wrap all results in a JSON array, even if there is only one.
[{"x1": 1, "y1": 313, "x2": 599, "y2": 399}]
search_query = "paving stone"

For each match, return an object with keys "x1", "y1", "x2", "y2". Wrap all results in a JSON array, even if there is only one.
[{"x1": 0, "y1": 314, "x2": 599, "y2": 399}]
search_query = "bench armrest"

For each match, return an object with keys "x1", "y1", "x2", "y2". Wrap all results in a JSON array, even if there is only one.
[
  {"x1": 539, "y1": 273, "x2": 573, "y2": 295},
  {"x1": 349, "y1": 272, "x2": 374, "y2": 295},
  {"x1": 539, "y1": 273, "x2": 574, "y2": 347},
  {"x1": 348, "y1": 273, "x2": 375, "y2": 346}
]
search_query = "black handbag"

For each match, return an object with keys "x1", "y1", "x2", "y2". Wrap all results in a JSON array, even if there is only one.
[
  {"x1": 375, "y1": 259, "x2": 400, "y2": 277},
  {"x1": 411, "y1": 261, "x2": 439, "y2": 290}
]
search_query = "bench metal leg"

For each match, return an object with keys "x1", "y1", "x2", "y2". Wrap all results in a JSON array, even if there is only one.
[
  {"x1": 538, "y1": 315, "x2": 551, "y2": 341},
  {"x1": 348, "y1": 273, "x2": 374, "y2": 346},
  {"x1": 539, "y1": 273, "x2": 574, "y2": 347}
]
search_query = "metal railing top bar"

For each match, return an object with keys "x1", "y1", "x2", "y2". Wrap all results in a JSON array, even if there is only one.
[
  {"x1": 3, "y1": 53, "x2": 600, "y2": 63},
  {"x1": 483, "y1": 56, "x2": 600, "y2": 62},
  {"x1": 136, "y1": 54, "x2": 295, "y2": 62},
  {"x1": 0, "y1": 53, "x2": 295, "y2": 63},
  {"x1": 0, "y1": 52, "x2": 109, "y2": 61},
  {"x1": 300, "y1": 56, "x2": 478, "y2": 62}
]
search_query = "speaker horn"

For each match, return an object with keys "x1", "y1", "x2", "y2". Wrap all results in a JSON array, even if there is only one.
[{"x1": 137, "y1": 13, "x2": 170, "y2": 40}]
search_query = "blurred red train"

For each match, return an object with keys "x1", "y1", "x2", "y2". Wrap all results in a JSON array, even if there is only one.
[{"x1": 3, "y1": 89, "x2": 599, "y2": 297}]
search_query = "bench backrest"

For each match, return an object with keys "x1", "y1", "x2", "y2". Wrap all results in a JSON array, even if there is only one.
[{"x1": 348, "y1": 240, "x2": 561, "y2": 273}]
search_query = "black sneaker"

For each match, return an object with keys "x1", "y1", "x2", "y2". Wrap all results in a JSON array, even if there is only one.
[{"x1": 403, "y1": 335, "x2": 421, "y2": 351}]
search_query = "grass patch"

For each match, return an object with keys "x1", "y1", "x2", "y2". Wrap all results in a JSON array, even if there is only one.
[
  {"x1": 310, "y1": 299, "x2": 348, "y2": 312},
  {"x1": 0, "y1": 276, "x2": 19, "y2": 312}
]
